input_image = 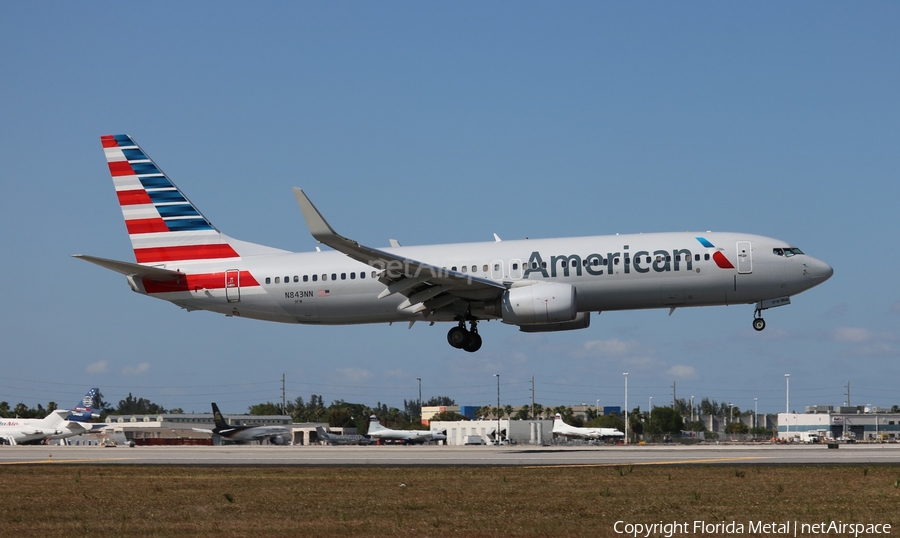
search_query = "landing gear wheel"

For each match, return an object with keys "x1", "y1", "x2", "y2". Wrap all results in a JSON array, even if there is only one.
[
  {"x1": 447, "y1": 325, "x2": 469, "y2": 349},
  {"x1": 753, "y1": 318, "x2": 766, "y2": 331},
  {"x1": 462, "y1": 332, "x2": 482, "y2": 353}
]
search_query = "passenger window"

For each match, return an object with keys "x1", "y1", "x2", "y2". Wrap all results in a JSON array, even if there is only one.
[
  {"x1": 312, "y1": 274, "x2": 318, "y2": 282},
  {"x1": 341, "y1": 273, "x2": 346, "y2": 280},
  {"x1": 461, "y1": 266, "x2": 467, "y2": 273},
  {"x1": 350, "y1": 272, "x2": 356, "y2": 280},
  {"x1": 645, "y1": 257, "x2": 651, "y2": 263},
  {"x1": 694, "y1": 254, "x2": 700, "y2": 261},
  {"x1": 704, "y1": 254, "x2": 710, "y2": 261},
  {"x1": 666, "y1": 256, "x2": 671, "y2": 262},
  {"x1": 571, "y1": 260, "x2": 577, "y2": 267},
  {"x1": 371, "y1": 271, "x2": 376, "y2": 278},
  {"x1": 471, "y1": 265, "x2": 477, "y2": 273},
  {"x1": 284, "y1": 276, "x2": 289, "y2": 283},
  {"x1": 451, "y1": 266, "x2": 457, "y2": 271},
  {"x1": 322, "y1": 274, "x2": 327, "y2": 281},
  {"x1": 360, "y1": 272, "x2": 365, "y2": 279},
  {"x1": 614, "y1": 258, "x2": 620, "y2": 265},
  {"x1": 303, "y1": 275, "x2": 309, "y2": 282},
  {"x1": 483, "y1": 265, "x2": 489, "y2": 272},
  {"x1": 293, "y1": 276, "x2": 299, "y2": 283},
  {"x1": 332, "y1": 273, "x2": 337, "y2": 280},
  {"x1": 265, "y1": 277, "x2": 271, "y2": 284},
  {"x1": 541, "y1": 262, "x2": 547, "y2": 269},
  {"x1": 274, "y1": 277, "x2": 280, "y2": 284},
  {"x1": 512, "y1": 263, "x2": 519, "y2": 270},
  {"x1": 675, "y1": 255, "x2": 681, "y2": 262}
]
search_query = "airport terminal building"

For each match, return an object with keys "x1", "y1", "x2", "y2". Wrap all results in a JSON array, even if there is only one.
[
  {"x1": 103, "y1": 413, "x2": 328, "y2": 445},
  {"x1": 778, "y1": 406, "x2": 900, "y2": 442}
]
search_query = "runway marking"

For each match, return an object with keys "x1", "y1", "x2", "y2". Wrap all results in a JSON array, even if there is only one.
[
  {"x1": 524, "y1": 456, "x2": 766, "y2": 468},
  {"x1": 0, "y1": 458, "x2": 134, "y2": 465}
]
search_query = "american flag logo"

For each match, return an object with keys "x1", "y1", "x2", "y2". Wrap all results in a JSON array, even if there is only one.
[{"x1": 318, "y1": 290, "x2": 330, "y2": 297}]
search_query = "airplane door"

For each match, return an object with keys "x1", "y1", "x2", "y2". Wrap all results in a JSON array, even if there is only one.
[
  {"x1": 736, "y1": 241, "x2": 752, "y2": 274},
  {"x1": 491, "y1": 260, "x2": 503, "y2": 280},
  {"x1": 225, "y1": 269, "x2": 240, "y2": 303}
]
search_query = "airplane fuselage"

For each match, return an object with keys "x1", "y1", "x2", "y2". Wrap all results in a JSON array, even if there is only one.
[{"x1": 137, "y1": 232, "x2": 830, "y2": 326}]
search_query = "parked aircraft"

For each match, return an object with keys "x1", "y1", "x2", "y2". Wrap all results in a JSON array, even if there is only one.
[
  {"x1": 0, "y1": 388, "x2": 104, "y2": 445},
  {"x1": 0, "y1": 411, "x2": 74, "y2": 445},
  {"x1": 315, "y1": 426, "x2": 372, "y2": 445},
  {"x1": 367, "y1": 416, "x2": 447, "y2": 444},
  {"x1": 552, "y1": 413, "x2": 624, "y2": 440},
  {"x1": 192, "y1": 403, "x2": 291, "y2": 445},
  {"x1": 78, "y1": 135, "x2": 833, "y2": 352}
]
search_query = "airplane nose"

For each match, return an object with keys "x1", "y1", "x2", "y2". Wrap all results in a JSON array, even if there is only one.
[{"x1": 808, "y1": 258, "x2": 834, "y2": 281}]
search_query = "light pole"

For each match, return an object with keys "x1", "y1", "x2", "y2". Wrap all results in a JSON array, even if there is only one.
[
  {"x1": 596, "y1": 399, "x2": 600, "y2": 420},
  {"x1": 494, "y1": 374, "x2": 500, "y2": 444},
  {"x1": 417, "y1": 377, "x2": 422, "y2": 424},
  {"x1": 648, "y1": 396, "x2": 652, "y2": 430},
  {"x1": 753, "y1": 398, "x2": 758, "y2": 432},
  {"x1": 623, "y1": 372, "x2": 629, "y2": 445},
  {"x1": 690, "y1": 395, "x2": 694, "y2": 424},
  {"x1": 785, "y1": 373, "x2": 790, "y2": 437},
  {"x1": 729, "y1": 403, "x2": 734, "y2": 427}
]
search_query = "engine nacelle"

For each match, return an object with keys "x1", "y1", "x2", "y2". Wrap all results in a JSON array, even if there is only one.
[
  {"x1": 519, "y1": 312, "x2": 590, "y2": 333},
  {"x1": 498, "y1": 282, "x2": 577, "y2": 325},
  {"x1": 271, "y1": 435, "x2": 288, "y2": 446}
]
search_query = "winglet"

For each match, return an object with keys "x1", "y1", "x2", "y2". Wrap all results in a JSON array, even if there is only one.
[{"x1": 293, "y1": 188, "x2": 340, "y2": 243}]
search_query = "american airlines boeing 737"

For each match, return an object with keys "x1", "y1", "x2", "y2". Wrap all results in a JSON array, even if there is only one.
[{"x1": 77, "y1": 135, "x2": 833, "y2": 352}]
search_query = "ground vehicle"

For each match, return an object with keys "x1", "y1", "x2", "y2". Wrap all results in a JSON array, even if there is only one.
[{"x1": 464, "y1": 435, "x2": 485, "y2": 445}]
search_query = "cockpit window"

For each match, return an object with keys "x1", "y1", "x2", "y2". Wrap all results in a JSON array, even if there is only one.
[{"x1": 778, "y1": 247, "x2": 804, "y2": 257}]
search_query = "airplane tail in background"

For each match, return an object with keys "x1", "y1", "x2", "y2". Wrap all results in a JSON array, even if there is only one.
[
  {"x1": 67, "y1": 388, "x2": 100, "y2": 422},
  {"x1": 211, "y1": 403, "x2": 230, "y2": 430},
  {"x1": 100, "y1": 134, "x2": 242, "y2": 265},
  {"x1": 367, "y1": 415, "x2": 386, "y2": 433}
]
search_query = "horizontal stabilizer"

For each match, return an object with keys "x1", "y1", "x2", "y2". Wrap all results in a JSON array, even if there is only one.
[{"x1": 73, "y1": 254, "x2": 184, "y2": 281}]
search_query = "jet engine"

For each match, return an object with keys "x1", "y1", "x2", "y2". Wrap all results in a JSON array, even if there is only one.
[
  {"x1": 494, "y1": 282, "x2": 578, "y2": 325},
  {"x1": 270, "y1": 435, "x2": 289, "y2": 445}
]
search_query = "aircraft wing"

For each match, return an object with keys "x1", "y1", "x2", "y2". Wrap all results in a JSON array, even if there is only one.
[{"x1": 294, "y1": 189, "x2": 507, "y2": 311}]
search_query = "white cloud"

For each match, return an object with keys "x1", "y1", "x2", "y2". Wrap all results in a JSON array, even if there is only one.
[
  {"x1": 122, "y1": 363, "x2": 150, "y2": 376},
  {"x1": 581, "y1": 339, "x2": 638, "y2": 356},
  {"x1": 85, "y1": 360, "x2": 108, "y2": 374},
  {"x1": 336, "y1": 367, "x2": 373, "y2": 383},
  {"x1": 831, "y1": 328, "x2": 874, "y2": 343},
  {"x1": 667, "y1": 365, "x2": 698, "y2": 379}
]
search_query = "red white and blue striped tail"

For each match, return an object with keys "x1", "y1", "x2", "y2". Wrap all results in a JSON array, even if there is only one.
[{"x1": 101, "y1": 134, "x2": 241, "y2": 265}]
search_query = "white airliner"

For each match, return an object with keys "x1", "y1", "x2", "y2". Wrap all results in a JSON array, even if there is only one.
[
  {"x1": 0, "y1": 389, "x2": 102, "y2": 445},
  {"x1": 552, "y1": 413, "x2": 624, "y2": 440},
  {"x1": 77, "y1": 135, "x2": 833, "y2": 352},
  {"x1": 0, "y1": 411, "x2": 87, "y2": 445},
  {"x1": 367, "y1": 415, "x2": 447, "y2": 444}
]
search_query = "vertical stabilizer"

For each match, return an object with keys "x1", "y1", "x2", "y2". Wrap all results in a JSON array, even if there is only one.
[{"x1": 100, "y1": 134, "x2": 240, "y2": 265}]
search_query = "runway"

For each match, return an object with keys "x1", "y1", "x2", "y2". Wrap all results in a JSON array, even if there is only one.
[{"x1": 3, "y1": 443, "x2": 900, "y2": 466}]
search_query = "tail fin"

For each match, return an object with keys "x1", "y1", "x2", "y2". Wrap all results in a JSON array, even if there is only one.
[
  {"x1": 211, "y1": 403, "x2": 230, "y2": 430},
  {"x1": 66, "y1": 388, "x2": 100, "y2": 422},
  {"x1": 101, "y1": 134, "x2": 240, "y2": 265},
  {"x1": 367, "y1": 415, "x2": 385, "y2": 432}
]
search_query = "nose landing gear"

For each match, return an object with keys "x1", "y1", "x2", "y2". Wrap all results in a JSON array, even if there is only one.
[
  {"x1": 752, "y1": 304, "x2": 766, "y2": 331},
  {"x1": 447, "y1": 321, "x2": 482, "y2": 352}
]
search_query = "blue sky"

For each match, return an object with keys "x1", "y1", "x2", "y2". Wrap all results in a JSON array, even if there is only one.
[{"x1": 1, "y1": 4, "x2": 897, "y2": 415}]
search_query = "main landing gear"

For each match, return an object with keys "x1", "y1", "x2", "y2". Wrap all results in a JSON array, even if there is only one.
[{"x1": 447, "y1": 321, "x2": 482, "y2": 353}]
